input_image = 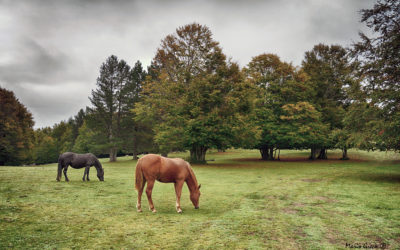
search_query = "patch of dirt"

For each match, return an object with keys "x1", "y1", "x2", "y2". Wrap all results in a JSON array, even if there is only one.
[
  {"x1": 282, "y1": 208, "x2": 297, "y2": 214},
  {"x1": 326, "y1": 232, "x2": 340, "y2": 245},
  {"x1": 292, "y1": 202, "x2": 306, "y2": 207},
  {"x1": 313, "y1": 196, "x2": 338, "y2": 203},
  {"x1": 295, "y1": 228, "x2": 307, "y2": 238},
  {"x1": 301, "y1": 178, "x2": 322, "y2": 182}
]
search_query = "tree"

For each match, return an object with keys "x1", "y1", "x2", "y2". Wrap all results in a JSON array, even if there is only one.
[
  {"x1": 302, "y1": 44, "x2": 357, "y2": 159},
  {"x1": 120, "y1": 61, "x2": 154, "y2": 159},
  {"x1": 89, "y1": 55, "x2": 131, "y2": 162},
  {"x1": 0, "y1": 87, "x2": 35, "y2": 165},
  {"x1": 34, "y1": 127, "x2": 59, "y2": 165},
  {"x1": 72, "y1": 121, "x2": 105, "y2": 155},
  {"x1": 352, "y1": 0, "x2": 400, "y2": 152},
  {"x1": 68, "y1": 108, "x2": 87, "y2": 147},
  {"x1": 245, "y1": 53, "x2": 313, "y2": 160},
  {"x1": 136, "y1": 23, "x2": 257, "y2": 163},
  {"x1": 280, "y1": 102, "x2": 329, "y2": 159}
]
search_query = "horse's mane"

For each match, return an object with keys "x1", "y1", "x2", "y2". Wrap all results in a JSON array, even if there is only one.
[{"x1": 186, "y1": 162, "x2": 198, "y2": 187}]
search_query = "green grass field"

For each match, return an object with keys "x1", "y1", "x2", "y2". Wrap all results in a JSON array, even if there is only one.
[{"x1": 1, "y1": 149, "x2": 399, "y2": 249}]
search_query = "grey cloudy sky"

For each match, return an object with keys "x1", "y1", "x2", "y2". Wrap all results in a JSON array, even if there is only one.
[{"x1": 0, "y1": 0, "x2": 376, "y2": 128}]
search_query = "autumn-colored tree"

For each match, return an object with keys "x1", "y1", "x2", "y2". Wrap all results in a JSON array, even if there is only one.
[
  {"x1": 135, "y1": 23, "x2": 258, "y2": 163},
  {"x1": 0, "y1": 87, "x2": 35, "y2": 165}
]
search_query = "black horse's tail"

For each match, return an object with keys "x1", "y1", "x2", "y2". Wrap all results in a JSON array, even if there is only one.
[
  {"x1": 135, "y1": 159, "x2": 144, "y2": 191},
  {"x1": 56, "y1": 156, "x2": 63, "y2": 181}
]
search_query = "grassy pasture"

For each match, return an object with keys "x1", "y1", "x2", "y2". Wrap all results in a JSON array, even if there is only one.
[{"x1": 0, "y1": 149, "x2": 399, "y2": 249}]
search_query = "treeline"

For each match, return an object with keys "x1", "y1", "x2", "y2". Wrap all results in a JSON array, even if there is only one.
[{"x1": 0, "y1": 0, "x2": 398, "y2": 165}]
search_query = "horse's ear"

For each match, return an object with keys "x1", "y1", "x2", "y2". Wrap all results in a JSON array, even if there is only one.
[{"x1": 198, "y1": 184, "x2": 201, "y2": 189}]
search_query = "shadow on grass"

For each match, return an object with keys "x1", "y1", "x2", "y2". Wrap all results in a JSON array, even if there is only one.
[
  {"x1": 345, "y1": 173, "x2": 400, "y2": 183},
  {"x1": 235, "y1": 157, "x2": 367, "y2": 163}
]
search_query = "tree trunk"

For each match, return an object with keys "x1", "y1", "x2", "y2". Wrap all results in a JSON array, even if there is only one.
[
  {"x1": 132, "y1": 140, "x2": 138, "y2": 160},
  {"x1": 317, "y1": 148, "x2": 328, "y2": 159},
  {"x1": 269, "y1": 147, "x2": 274, "y2": 160},
  {"x1": 260, "y1": 145, "x2": 269, "y2": 161},
  {"x1": 341, "y1": 147, "x2": 349, "y2": 160},
  {"x1": 109, "y1": 147, "x2": 117, "y2": 162},
  {"x1": 309, "y1": 146, "x2": 317, "y2": 160},
  {"x1": 108, "y1": 126, "x2": 117, "y2": 162},
  {"x1": 190, "y1": 145, "x2": 207, "y2": 163}
]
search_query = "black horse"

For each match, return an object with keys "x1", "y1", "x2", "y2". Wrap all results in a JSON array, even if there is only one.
[{"x1": 57, "y1": 152, "x2": 104, "y2": 182}]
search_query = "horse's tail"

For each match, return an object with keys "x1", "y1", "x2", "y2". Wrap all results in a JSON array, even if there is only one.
[{"x1": 135, "y1": 159, "x2": 144, "y2": 191}]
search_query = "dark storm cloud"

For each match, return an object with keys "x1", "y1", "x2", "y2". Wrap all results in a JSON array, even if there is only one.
[
  {"x1": 0, "y1": 38, "x2": 71, "y2": 84},
  {"x1": 0, "y1": 0, "x2": 376, "y2": 128}
]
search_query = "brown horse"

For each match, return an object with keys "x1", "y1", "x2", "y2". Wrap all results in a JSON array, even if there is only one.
[{"x1": 135, "y1": 154, "x2": 201, "y2": 213}]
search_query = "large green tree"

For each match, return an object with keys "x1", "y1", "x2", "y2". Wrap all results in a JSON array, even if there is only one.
[
  {"x1": 302, "y1": 44, "x2": 358, "y2": 159},
  {"x1": 245, "y1": 53, "x2": 316, "y2": 160},
  {"x1": 0, "y1": 87, "x2": 35, "y2": 165},
  {"x1": 136, "y1": 23, "x2": 257, "y2": 163},
  {"x1": 351, "y1": 0, "x2": 400, "y2": 152}
]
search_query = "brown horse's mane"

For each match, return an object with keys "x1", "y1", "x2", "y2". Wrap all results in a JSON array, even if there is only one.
[{"x1": 186, "y1": 162, "x2": 199, "y2": 190}]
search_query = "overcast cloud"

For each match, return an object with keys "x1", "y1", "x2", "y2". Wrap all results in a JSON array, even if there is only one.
[{"x1": 0, "y1": 0, "x2": 376, "y2": 128}]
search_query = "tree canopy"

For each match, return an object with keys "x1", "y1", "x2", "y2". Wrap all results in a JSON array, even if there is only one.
[{"x1": 0, "y1": 87, "x2": 35, "y2": 165}]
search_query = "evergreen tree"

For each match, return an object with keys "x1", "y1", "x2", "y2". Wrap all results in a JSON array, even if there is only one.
[{"x1": 89, "y1": 55, "x2": 131, "y2": 162}]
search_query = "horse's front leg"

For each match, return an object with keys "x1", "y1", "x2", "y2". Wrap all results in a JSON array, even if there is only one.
[
  {"x1": 86, "y1": 166, "x2": 90, "y2": 181},
  {"x1": 63, "y1": 166, "x2": 69, "y2": 182},
  {"x1": 145, "y1": 180, "x2": 156, "y2": 213},
  {"x1": 82, "y1": 166, "x2": 90, "y2": 181},
  {"x1": 174, "y1": 180, "x2": 184, "y2": 213}
]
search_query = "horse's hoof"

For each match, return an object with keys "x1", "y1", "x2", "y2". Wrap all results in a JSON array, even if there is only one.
[
  {"x1": 137, "y1": 209, "x2": 142, "y2": 213},
  {"x1": 177, "y1": 209, "x2": 182, "y2": 214},
  {"x1": 151, "y1": 209, "x2": 157, "y2": 213}
]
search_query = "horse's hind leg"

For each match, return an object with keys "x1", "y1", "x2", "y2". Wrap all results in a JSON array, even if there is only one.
[
  {"x1": 174, "y1": 180, "x2": 184, "y2": 213},
  {"x1": 56, "y1": 162, "x2": 63, "y2": 182},
  {"x1": 136, "y1": 179, "x2": 146, "y2": 212},
  {"x1": 145, "y1": 179, "x2": 156, "y2": 213},
  {"x1": 63, "y1": 165, "x2": 69, "y2": 182}
]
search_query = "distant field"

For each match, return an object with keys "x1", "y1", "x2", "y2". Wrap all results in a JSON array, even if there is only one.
[{"x1": 0, "y1": 149, "x2": 399, "y2": 249}]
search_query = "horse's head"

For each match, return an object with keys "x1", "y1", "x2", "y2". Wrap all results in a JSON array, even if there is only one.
[
  {"x1": 190, "y1": 184, "x2": 201, "y2": 209},
  {"x1": 97, "y1": 167, "x2": 104, "y2": 181}
]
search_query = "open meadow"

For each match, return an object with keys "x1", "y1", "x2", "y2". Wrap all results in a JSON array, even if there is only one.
[{"x1": 1, "y1": 150, "x2": 399, "y2": 249}]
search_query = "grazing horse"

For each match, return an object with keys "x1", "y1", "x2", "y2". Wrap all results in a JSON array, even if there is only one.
[
  {"x1": 56, "y1": 152, "x2": 104, "y2": 182},
  {"x1": 135, "y1": 154, "x2": 201, "y2": 213}
]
